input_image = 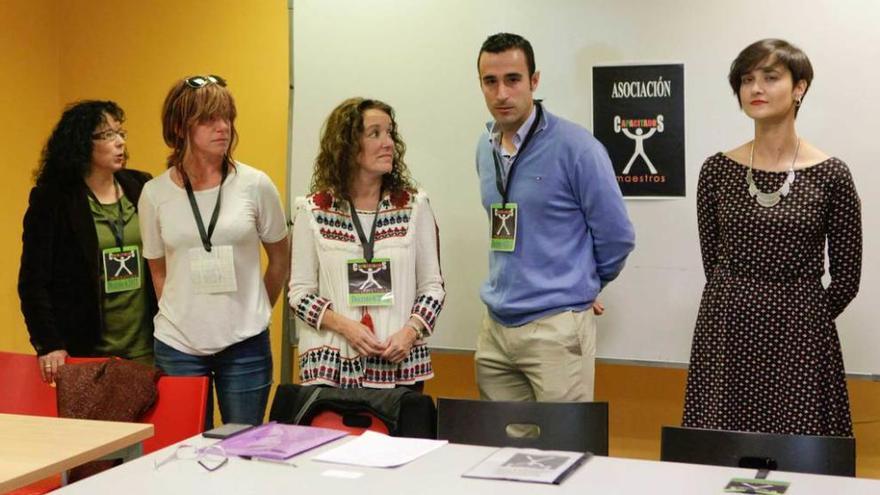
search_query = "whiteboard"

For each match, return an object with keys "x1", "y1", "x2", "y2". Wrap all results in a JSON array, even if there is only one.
[{"x1": 289, "y1": 0, "x2": 879, "y2": 375}]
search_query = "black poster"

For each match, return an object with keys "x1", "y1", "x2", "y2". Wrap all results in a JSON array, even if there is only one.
[{"x1": 593, "y1": 64, "x2": 685, "y2": 197}]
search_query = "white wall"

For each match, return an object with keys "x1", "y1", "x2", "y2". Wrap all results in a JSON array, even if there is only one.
[{"x1": 290, "y1": 0, "x2": 879, "y2": 375}]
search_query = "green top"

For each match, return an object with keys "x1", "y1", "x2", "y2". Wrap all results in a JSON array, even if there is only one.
[{"x1": 89, "y1": 193, "x2": 153, "y2": 361}]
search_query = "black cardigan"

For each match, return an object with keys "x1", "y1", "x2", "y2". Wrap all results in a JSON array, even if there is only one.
[{"x1": 18, "y1": 169, "x2": 158, "y2": 356}]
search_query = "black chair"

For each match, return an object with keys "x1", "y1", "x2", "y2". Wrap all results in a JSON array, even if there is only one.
[
  {"x1": 660, "y1": 426, "x2": 856, "y2": 477},
  {"x1": 436, "y1": 398, "x2": 608, "y2": 454}
]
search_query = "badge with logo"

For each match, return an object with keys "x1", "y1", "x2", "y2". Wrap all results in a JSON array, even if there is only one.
[
  {"x1": 347, "y1": 258, "x2": 393, "y2": 306},
  {"x1": 102, "y1": 245, "x2": 141, "y2": 293},
  {"x1": 490, "y1": 203, "x2": 517, "y2": 252}
]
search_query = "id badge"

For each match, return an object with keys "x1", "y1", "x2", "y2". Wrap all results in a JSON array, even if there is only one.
[
  {"x1": 102, "y1": 245, "x2": 142, "y2": 293},
  {"x1": 490, "y1": 203, "x2": 517, "y2": 252},
  {"x1": 347, "y1": 258, "x2": 393, "y2": 306},
  {"x1": 189, "y1": 245, "x2": 238, "y2": 294}
]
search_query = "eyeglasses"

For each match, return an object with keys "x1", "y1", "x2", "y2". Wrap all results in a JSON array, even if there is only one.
[
  {"x1": 184, "y1": 74, "x2": 227, "y2": 88},
  {"x1": 91, "y1": 128, "x2": 127, "y2": 141},
  {"x1": 154, "y1": 444, "x2": 228, "y2": 472}
]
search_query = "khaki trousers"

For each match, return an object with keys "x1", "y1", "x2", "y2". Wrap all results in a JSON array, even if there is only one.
[{"x1": 475, "y1": 309, "x2": 597, "y2": 402}]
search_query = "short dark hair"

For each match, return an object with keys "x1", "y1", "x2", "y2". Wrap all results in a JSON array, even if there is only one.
[
  {"x1": 728, "y1": 39, "x2": 814, "y2": 114},
  {"x1": 478, "y1": 33, "x2": 536, "y2": 77},
  {"x1": 35, "y1": 100, "x2": 125, "y2": 187}
]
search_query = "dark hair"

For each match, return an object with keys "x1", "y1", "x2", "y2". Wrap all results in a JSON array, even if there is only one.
[
  {"x1": 728, "y1": 39, "x2": 813, "y2": 115},
  {"x1": 478, "y1": 33, "x2": 536, "y2": 77},
  {"x1": 161, "y1": 76, "x2": 238, "y2": 171},
  {"x1": 35, "y1": 100, "x2": 125, "y2": 187},
  {"x1": 310, "y1": 97, "x2": 414, "y2": 198}
]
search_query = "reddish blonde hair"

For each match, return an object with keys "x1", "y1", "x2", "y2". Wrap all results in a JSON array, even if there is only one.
[{"x1": 161, "y1": 76, "x2": 238, "y2": 170}]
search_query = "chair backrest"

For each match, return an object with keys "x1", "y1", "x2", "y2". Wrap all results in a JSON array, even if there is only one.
[
  {"x1": 269, "y1": 384, "x2": 436, "y2": 438},
  {"x1": 0, "y1": 351, "x2": 58, "y2": 416},
  {"x1": 436, "y1": 398, "x2": 609, "y2": 455},
  {"x1": 140, "y1": 376, "x2": 209, "y2": 454},
  {"x1": 660, "y1": 426, "x2": 856, "y2": 477}
]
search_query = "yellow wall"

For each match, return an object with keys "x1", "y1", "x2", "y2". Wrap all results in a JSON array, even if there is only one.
[
  {"x1": 3, "y1": 0, "x2": 879, "y2": 481},
  {"x1": 0, "y1": 0, "x2": 289, "y2": 370},
  {"x1": 0, "y1": 1, "x2": 61, "y2": 353}
]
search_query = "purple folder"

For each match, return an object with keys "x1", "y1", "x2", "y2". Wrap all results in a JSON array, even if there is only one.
[{"x1": 218, "y1": 422, "x2": 348, "y2": 460}]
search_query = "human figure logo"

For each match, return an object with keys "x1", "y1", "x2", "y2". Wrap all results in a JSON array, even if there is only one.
[{"x1": 614, "y1": 115, "x2": 664, "y2": 175}]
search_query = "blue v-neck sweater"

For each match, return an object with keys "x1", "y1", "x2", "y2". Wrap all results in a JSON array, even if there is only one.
[{"x1": 476, "y1": 108, "x2": 635, "y2": 327}]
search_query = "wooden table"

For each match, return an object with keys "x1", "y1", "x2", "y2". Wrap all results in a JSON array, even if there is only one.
[{"x1": 0, "y1": 413, "x2": 153, "y2": 493}]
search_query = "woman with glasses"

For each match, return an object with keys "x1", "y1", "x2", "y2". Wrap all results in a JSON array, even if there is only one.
[
  {"x1": 19, "y1": 100, "x2": 157, "y2": 383},
  {"x1": 289, "y1": 97, "x2": 445, "y2": 390},
  {"x1": 139, "y1": 75, "x2": 289, "y2": 426}
]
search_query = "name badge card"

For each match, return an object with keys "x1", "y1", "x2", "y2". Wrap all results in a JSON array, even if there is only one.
[
  {"x1": 490, "y1": 203, "x2": 518, "y2": 252},
  {"x1": 189, "y1": 245, "x2": 238, "y2": 294},
  {"x1": 102, "y1": 245, "x2": 142, "y2": 293},
  {"x1": 347, "y1": 258, "x2": 393, "y2": 306},
  {"x1": 724, "y1": 478, "x2": 790, "y2": 494}
]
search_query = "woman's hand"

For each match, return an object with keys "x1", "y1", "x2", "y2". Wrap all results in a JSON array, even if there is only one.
[
  {"x1": 592, "y1": 300, "x2": 605, "y2": 316},
  {"x1": 340, "y1": 320, "x2": 387, "y2": 357},
  {"x1": 38, "y1": 349, "x2": 69, "y2": 383},
  {"x1": 381, "y1": 326, "x2": 418, "y2": 364}
]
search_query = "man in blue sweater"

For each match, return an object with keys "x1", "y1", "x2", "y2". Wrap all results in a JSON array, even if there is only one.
[{"x1": 475, "y1": 33, "x2": 635, "y2": 402}]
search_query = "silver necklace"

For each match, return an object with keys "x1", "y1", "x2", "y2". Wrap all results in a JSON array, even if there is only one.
[{"x1": 745, "y1": 138, "x2": 799, "y2": 208}]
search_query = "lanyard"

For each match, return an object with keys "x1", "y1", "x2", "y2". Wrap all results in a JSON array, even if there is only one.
[
  {"x1": 183, "y1": 162, "x2": 229, "y2": 253},
  {"x1": 88, "y1": 180, "x2": 126, "y2": 250},
  {"x1": 491, "y1": 101, "x2": 544, "y2": 207},
  {"x1": 346, "y1": 194, "x2": 381, "y2": 263}
]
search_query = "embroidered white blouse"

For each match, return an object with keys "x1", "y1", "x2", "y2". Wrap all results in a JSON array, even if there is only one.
[{"x1": 288, "y1": 189, "x2": 445, "y2": 388}]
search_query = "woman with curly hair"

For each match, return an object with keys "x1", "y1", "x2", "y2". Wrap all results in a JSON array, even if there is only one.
[
  {"x1": 290, "y1": 97, "x2": 445, "y2": 390},
  {"x1": 19, "y1": 100, "x2": 157, "y2": 382}
]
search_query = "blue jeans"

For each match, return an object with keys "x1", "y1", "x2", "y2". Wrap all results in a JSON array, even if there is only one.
[{"x1": 154, "y1": 330, "x2": 273, "y2": 429}]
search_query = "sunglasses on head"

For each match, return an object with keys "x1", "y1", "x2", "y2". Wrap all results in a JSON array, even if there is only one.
[{"x1": 184, "y1": 74, "x2": 227, "y2": 88}]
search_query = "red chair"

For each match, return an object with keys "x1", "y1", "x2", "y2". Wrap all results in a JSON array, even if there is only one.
[
  {"x1": 140, "y1": 375, "x2": 209, "y2": 454},
  {"x1": 0, "y1": 353, "x2": 109, "y2": 494},
  {"x1": 0, "y1": 351, "x2": 57, "y2": 416},
  {"x1": 0, "y1": 352, "x2": 207, "y2": 493},
  {"x1": 309, "y1": 410, "x2": 390, "y2": 436}
]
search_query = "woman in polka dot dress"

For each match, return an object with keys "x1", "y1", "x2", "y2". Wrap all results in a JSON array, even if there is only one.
[{"x1": 682, "y1": 39, "x2": 861, "y2": 436}]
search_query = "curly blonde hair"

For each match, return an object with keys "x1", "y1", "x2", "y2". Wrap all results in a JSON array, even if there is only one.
[{"x1": 311, "y1": 97, "x2": 414, "y2": 197}]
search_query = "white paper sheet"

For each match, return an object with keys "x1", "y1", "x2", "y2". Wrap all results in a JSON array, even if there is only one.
[{"x1": 312, "y1": 431, "x2": 448, "y2": 468}]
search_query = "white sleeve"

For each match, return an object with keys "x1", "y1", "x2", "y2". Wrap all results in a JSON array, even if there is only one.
[
  {"x1": 288, "y1": 201, "x2": 333, "y2": 329},
  {"x1": 255, "y1": 170, "x2": 288, "y2": 243},
  {"x1": 410, "y1": 193, "x2": 445, "y2": 333},
  {"x1": 137, "y1": 182, "x2": 165, "y2": 259}
]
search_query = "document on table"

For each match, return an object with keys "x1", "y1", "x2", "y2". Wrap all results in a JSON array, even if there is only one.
[
  {"x1": 462, "y1": 447, "x2": 589, "y2": 484},
  {"x1": 312, "y1": 431, "x2": 448, "y2": 468}
]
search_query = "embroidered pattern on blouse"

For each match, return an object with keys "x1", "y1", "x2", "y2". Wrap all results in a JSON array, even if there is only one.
[
  {"x1": 299, "y1": 343, "x2": 433, "y2": 388},
  {"x1": 308, "y1": 191, "x2": 415, "y2": 244},
  {"x1": 295, "y1": 293, "x2": 332, "y2": 328},
  {"x1": 411, "y1": 294, "x2": 444, "y2": 331}
]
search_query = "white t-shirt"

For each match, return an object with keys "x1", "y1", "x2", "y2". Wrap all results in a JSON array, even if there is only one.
[{"x1": 139, "y1": 162, "x2": 288, "y2": 355}]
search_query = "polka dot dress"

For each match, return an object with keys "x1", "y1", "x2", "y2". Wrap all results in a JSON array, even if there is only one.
[{"x1": 682, "y1": 153, "x2": 861, "y2": 436}]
